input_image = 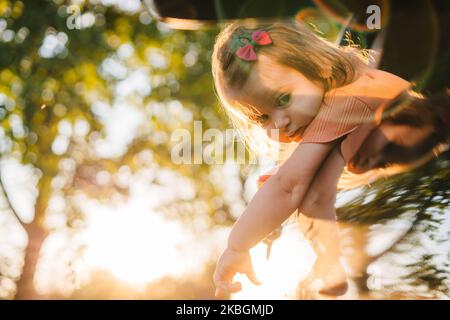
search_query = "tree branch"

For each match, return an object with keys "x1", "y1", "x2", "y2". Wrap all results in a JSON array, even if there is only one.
[{"x1": 0, "y1": 155, "x2": 25, "y2": 227}]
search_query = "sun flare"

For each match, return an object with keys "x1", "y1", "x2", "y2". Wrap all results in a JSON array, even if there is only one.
[
  {"x1": 80, "y1": 198, "x2": 216, "y2": 288},
  {"x1": 231, "y1": 224, "x2": 316, "y2": 300}
]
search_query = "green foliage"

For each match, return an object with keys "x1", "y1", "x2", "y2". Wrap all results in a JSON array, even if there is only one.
[
  {"x1": 0, "y1": 0, "x2": 240, "y2": 227},
  {"x1": 337, "y1": 151, "x2": 450, "y2": 297},
  {"x1": 0, "y1": 0, "x2": 243, "y2": 298}
]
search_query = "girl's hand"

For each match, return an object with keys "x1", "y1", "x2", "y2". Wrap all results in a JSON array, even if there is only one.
[{"x1": 213, "y1": 248, "x2": 262, "y2": 298}]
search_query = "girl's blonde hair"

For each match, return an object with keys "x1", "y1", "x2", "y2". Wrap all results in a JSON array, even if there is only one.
[{"x1": 211, "y1": 21, "x2": 412, "y2": 189}]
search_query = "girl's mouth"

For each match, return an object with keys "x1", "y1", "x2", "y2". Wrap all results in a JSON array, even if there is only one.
[
  {"x1": 287, "y1": 127, "x2": 305, "y2": 142},
  {"x1": 288, "y1": 127, "x2": 304, "y2": 138}
]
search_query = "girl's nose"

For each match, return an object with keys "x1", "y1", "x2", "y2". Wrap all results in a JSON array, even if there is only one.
[{"x1": 273, "y1": 112, "x2": 290, "y2": 131}]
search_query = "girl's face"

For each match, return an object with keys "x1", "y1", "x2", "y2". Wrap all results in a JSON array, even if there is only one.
[{"x1": 234, "y1": 54, "x2": 325, "y2": 143}]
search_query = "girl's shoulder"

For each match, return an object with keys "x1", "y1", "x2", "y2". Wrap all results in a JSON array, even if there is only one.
[
  {"x1": 331, "y1": 69, "x2": 411, "y2": 108},
  {"x1": 300, "y1": 70, "x2": 410, "y2": 146}
]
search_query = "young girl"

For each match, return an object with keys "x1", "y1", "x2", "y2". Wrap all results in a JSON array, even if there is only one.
[{"x1": 210, "y1": 21, "x2": 432, "y2": 298}]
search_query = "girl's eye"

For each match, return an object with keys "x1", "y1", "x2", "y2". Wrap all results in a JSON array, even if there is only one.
[{"x1": 276, "y1": 93, "x2": 291, "y2": 107}]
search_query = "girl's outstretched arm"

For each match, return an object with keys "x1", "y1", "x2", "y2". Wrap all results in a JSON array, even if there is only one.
[
  {"x1": 214, "y1": 142, "x2": 336, "y2": 297},
  {"x1": 227, "y1": 142, "x2": 336, "y2": 251}
]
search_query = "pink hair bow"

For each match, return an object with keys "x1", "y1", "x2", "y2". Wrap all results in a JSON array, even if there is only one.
[{"x1": 234, "y1": 30, "x2": 272, "y2": 62}]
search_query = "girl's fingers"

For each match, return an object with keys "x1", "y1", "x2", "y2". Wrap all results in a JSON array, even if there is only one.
[
  {"x1": 229, "y1": 281, "x2": 242, "y2": 292},
  {"x1": 215, "y1": 281, "x2": 242, "y2": 298},
  {"x1": 215, "y1": 287, "x2": 226, "y2": 299},
  {"x1": 213, "y1": 266, "x2": 232, "y2": 286}
]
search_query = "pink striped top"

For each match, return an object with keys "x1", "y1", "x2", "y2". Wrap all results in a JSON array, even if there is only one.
[{"x1": 300, "y1": 69, "x2": 411, "y2": 163}]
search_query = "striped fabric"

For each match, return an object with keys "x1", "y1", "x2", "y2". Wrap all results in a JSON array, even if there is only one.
[
  {"x1": 301, "y1": 93, "x2": 377, "y2": 143},
  {"x1": 299, "y1": 69, "x2": 411, "y2": 163}
]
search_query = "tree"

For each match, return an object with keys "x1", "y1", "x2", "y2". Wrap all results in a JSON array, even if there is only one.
[{"x1": 1, "y1": 0, "x2": 246, "y2": 299}]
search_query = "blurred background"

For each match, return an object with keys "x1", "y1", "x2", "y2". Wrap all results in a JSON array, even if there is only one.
[{"x1": 0, "y1": 0, "x2": 449, "y2": 300}]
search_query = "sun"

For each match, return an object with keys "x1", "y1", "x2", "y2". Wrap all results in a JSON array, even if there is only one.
[
  {"x1": 80, "y1": 197, "x2": 214, "y2": 288},
  {"x1": 231, "y1": 224, "x2": 316, "y2": 299}
]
